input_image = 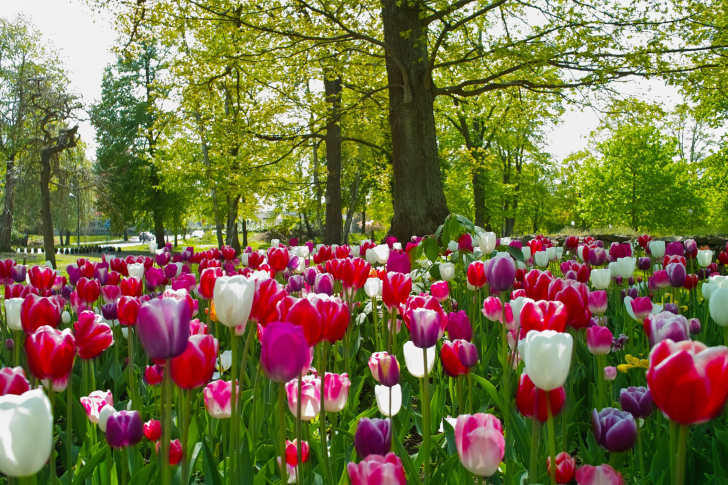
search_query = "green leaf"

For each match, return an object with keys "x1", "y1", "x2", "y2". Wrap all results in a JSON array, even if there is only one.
[
  {"x1": 73, "y1": 445, "x2": 107, "y2": 485},
  {"x1": 470, "y1": 374, "x2": 502, "y2": 410},
  {"x1": 202, "y1": 440, "x2": 224, "y2": 485},
  {"x1": 128, "y1": 463, "x2": 157, "y2": 485},
  {"x1": 392, "y1": 425, "x2": 419, "y2": 484},
  {"x1": 506, "y1": 246, "x2": 525, "y2": 263},
  {"x1": 422, "y1": 236, "x2": 440, "y2": 263}
]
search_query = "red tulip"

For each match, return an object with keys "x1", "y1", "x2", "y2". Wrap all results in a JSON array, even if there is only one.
[
  {"x1": 145, "y1": 364, "x2": 164, "y2": 385},
  {"x1": 247, "y1": 252, "x2": 266, "y2": 269},
  {"x1": 647, "y1": 339, "x2": 728, "y2": 424},
  {"x1": 144, "y1": 419, "x2": 161, "y2": 441},
  {"x1": 520, "y1": 300, "x2": 567, "y2": 334},
  {"x1": 74, "y1": 311, "x2": 114, "y2": 359},
  {"x1": 683, "y1": 273, "x2": 698, "y2": 290},
  {"x1": 5, "y1": 283, "x2": 38, "y2": 300},
  {"x1": 516, "y1": 373, "x2": 565, "y2": 422},
  {"x1": 110, "y1": 258, "x2": 128, "y2": 276},
  {"x1": 401, "y1": 295, "x2": 447, "y2": 333},
  {"x1": 156, "y1": 439, "x2": 182, "y2": 465},
  {"x1": 441, "y1": 340, "x2": 470, "y2": 376},
  {"x1": 77, "y1": 259, "x2": 96, "y2": 278},
  {"x1": 547, "y1": 452, "x2": 576, "y2": 484},
  {"x1": 278, "y1": 297, "x2": 323, "y2": 346},
  {"x1": 313, "y1": 296, "x2": 350, "y2": 343},
  {"x1": 25, "y1": 325, "x2": 75, "y2": 380},
  {"x1": 102, "y1": 285, "x2": 122, "y2": 304},
  {"x1": 117, "y1": 296, "x2": 141, "y2": 326},
  {"x1": 249, "y1": 278, "x2": 288, "y2": 328},
  {"x1": 382, "y1": 272, "x2": 412, "y2": 311},
  {"x1": 198, "y1": 267, "x2": 223, "y2": 300},
  {"x1": 77, "y1": 277, "x2": 101, "y2": 303},
  {"x1": 267, "y1": 247, "x2": 290, "y2": 273},
  {"x1": 466, "y1": 261, "x2": 486, "y2": 288},
  {"x1": 523, "y1": 270, "x2": 553, "y2": 301},
  {"x1": 20, "y1": 294, "x2": 62, "y2": 334},
  {"x1": 341, "y1": 257, "x2": 371, "y2": 291},
  {"x1": 171, "y1": 334, "x2": 219, "y2": 389},
  {"x1": 0, "y1": 367, "x2": 30, "y2": 396},
  {"x1": 28, "y1": 265, "x2": 55, "y2": 290},
  {"x1": 548, "y1": 279, "x2": 591, "y2": 329},
  {"x1": 313, "y1": 246, "x2": 333, "y2": 264},
  {"x1": 120, "y1": 277, "x2": 143, "y2": 297}
]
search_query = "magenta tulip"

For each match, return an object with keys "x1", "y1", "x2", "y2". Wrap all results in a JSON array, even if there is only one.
[
  {"x1": 455, "y1": 413, "x2": 505, "y2": 477},
  {"x1": 347, "y1": 452, "x2": 406, "y2": 485},
  {"x1": 586, "y1": 325, "x2": 613, "y2": 356},
  {"x1": 260, "y1": 322, "x2": 311, "y2": 383},
  {"x1": 136, "y1": 297, "x2": 191, "y2": 360}
]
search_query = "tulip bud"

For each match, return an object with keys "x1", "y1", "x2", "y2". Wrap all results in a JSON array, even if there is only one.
[
  {"x1": 105, "y1": 410, "x2": 143, "y2": 449},
  {"x1": 285, "y1": 374, "x2": 321, "y2": 420},
  {"x1": 347, "y1": 452, "x2": 406, "y2": 485},
  {"x1": 144, "y1": 419, "x2": 162, "y2": 441},
  {"x1": 586, "y1": 325, "x2": 613, "y2": 355},
  {"x1": 604, "y1": 366, "x2": 617, "y2": 381},
  {"x1": 203, "y1": 379, "x2": 237, "y2": 418},
  {"x1": 520, "y1": 330, "x2": 573, "y2": 391},
  {"x1": 403, "y1": 341, "x2": 436, "y2": 378},
  {"x1": 368, "y1": 352, "x2": 400, "y2": 387},
  {"x1": 592, "y1": 407, "x2": 637, "y2": 452},
  {"x1": 447, "y1": 311, "x2": 472, "y2": 341},
  {"x1": 547, "y1": 452, "x2": 576, "y2": 485},
  {"x1": 619, "y1": 386, "x2": 653, "y2": 419},
  {"x1": 374, "y1": 384, "x2": 402, "y2": 417},
  {"x1": 354, "y1": 417, "x2": 391, "y2": 458}
]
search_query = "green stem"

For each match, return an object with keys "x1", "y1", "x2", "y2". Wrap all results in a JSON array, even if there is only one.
[
  {"x1": 468, "y1": 373, "x2": 473, "y2": 414},
  {"x1": 49, "y1": 387, "x2": 56, "y2": 485},
  {"x1": 106, "y1": 444, "x2": 112, "y2": 485},
  {"x1": 229, "y1": 329, "x2": 238, "y2": 485},
  {"x1": 67, "y1": 373, "x2": 74, "y2": 483},
  {"x1": 128, "y1": 327, "x2": 135, "y2": 411},
  {"x1": 674, "y1": 424, "x2": 688, "y2": 485},
  {"x1": 296, "y1": 374, "x2": 303, "y2": 485},
  {"x1": 637, "y1": 426, "x2": 645, "y2": 485},
  {"x1": 723, "y1": 326, "x2": 728, "y2": 348},
  {"x1": 279, "y1": 383, "x2": 288, "y2": 484},
  {"x1": 319, "y1": 344, "x2": 334, "y2": 485},
  {"x1": 181, "y1": 389, "x2": 192, "y2": 483},
  {"x1": 162, "y1": 359, "x2": 172, "y2": 485},
  {"x1": 457, "y1": 375, "x2": 464, "y2": 417},
  {"x1": 121, "y1": 447, "x2": 128, "y2": 485},
  {"x1": 529, "y1": 418, "x2": 540, "y2": 484},
  {"x1": 14, "y1": 330, "x2": 20, "y2": 367},
  {"x1": 422, "y1": 347, "x2": 431, "y2": 485},
  {"x1": 239, "y1": 321, "x2": 255, "y2": 393},
  {"x1": 545, "y1": 392, "x2": 557, "y2": 485}
]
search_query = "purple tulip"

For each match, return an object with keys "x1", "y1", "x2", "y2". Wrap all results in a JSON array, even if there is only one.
[
  {"x1": 684, "y1": 239, "x2": 697, "y2": 255},
  {"x1": 666, "y1": 263, "x2": 686, "y2": 288},
  {"x1": 588, "y1": 290, "x2": 608, "y2": 315},
  {"x1": 665, "y1": 241, "x2": 684, "y2": 257},
  {"x1": 609, "y1": 242, "x2": 632, "y2": 260},
  {"x1": 638, "y1": 257, "x2": 651, "y2": 271},
  {"x1": 644, "y1": 312, "x2": 689, "y2": 347},
  {"x1": 11, "y1": 264, "x2": 26, "y2": 283},
  {"x1": 164, "y1": 263, "x2": 179, "y2": 280},
  {"x1": 181, "y1": 249, "x2": 193, "y2": 261},
  {"x1": 260, "y1": 322, "x2": 311, "y2": 383},
  {"x1": 313, "y1": 273, "x2": 334, "y2": 296},
  {"x1": 446, "y1": 311, "x2": 472, "y2": 342},
  {"x1": 94, "y1": 263, "x2": 110, "y2": 286},
  {"x1": 354, "y1": 417, "x2": 392, "y2": 458},
  {"x1": 106, "y1": 410, "x2": 143, "y2": 448},
  {"x1": 303, "y1": 267, "x2": 318, "y2": 286},
  {"x1": 619, "y1": 387, "x2": 653, "y2": 419},
  {"x1": 509, "y1": 240, "x2": 523, "y2": 250},
  {"x1": 61, "y1": 285, "x2": 73, "y2": 301},
  {"x1": 287, "y1": 255, "x2": 300, "y2": 271},
  {"x1": 485, "y1": 253, "x2": 516, "y2": 292},
  {"x1": 287, "y1": 275, "x2": 304, "y2": 293},
  {"x1": 137, "y1": 297, "x2": 191, "y2": 360},
  {"x1": 664, "y1": 303, "x2": 679, "y2": 314},
  {"x1": 155, "y1": 251, "x2": 170, "y2": 267},
  {"x1": 67, "y1": 264, "x2": 82, "y2": 286},
  {"x1": 101, "y1": 303, "x2": 117, "y2": 321},
  {"x1": 592, "y1": 407, "x2": 637, "y2": 452},
  {"x1": 386, "y1": 251, "x2": 411, "y2": 274},
  {"x1": 409, "y1": 308, "x2": 443, "y2": 349},
  {"x1": 457, "y1": 341, "x2": 479, "y2": 368},
  {"x1": 620, "y1": 288, "x2": 638, "y2": 301},
  {"x1": 145, "y1": 267, "x2": 165, "y2": 289},
  {"x1": 565, "y1": 270, "x2": 577, "y2": 281},
  {"x1": 689, "y1": 318, "x2": 702, "y2": 334},
  {"x1": 589, "y1": 247, "x2": 607, "y2": 266}
]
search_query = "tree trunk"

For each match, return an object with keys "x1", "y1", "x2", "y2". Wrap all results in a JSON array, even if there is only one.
[
  {"x1": 381, "y1": 0, "x2": 450, "y2": 240},
  {"x1": 225, "y1": 194, "x2": 241, "y2": 253},
  {"x1": 303, "y1": 212, "x2": 313, "y2": 238},
  {"x1": 343, "y1": 169, "x2": 361, "y2": 244},
  {"x1": 152, "y1": 201, "x2": 165, "y2": 244},
  {"x1": 361, "y1": 208, "x2": 366, "y2": 234},
  {"x1": 65, "y1": 230, "x2": 71, "y2": 246},
  {"x1": 323, "y1": 76, "x2": 343, "y2": 245},
  {"x1": 313, "y1": 140, "x2": 322, "y2": 237},
  {"x1": 242, "y1": 219, "x2": 248, "y2": 248},
  {"x1": 123, "y1": 227, "x2": 128, "y2": 242},
  {"x1": 40, "y1": 150, "x2": 57, "y2": 267},
  {"x1": 0, "y1": 157, "x2": 17, "y2": 252}
]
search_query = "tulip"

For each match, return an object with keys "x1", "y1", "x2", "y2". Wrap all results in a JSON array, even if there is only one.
[
  {"x1": 373, "y1": 245, "x2": 389, "y2": 265},
  {"x1": 74, "y1": 311, "x2": 114, "y2": 359},
  {"x1": 486, "y1": 253, "x2": 516, "y2": 292},
  {"x1": 535, "y1": 251, "x2": 549, "y2": 268},
  {"x1": 120, "y1": 277, "x2": 142, "y2": 297},
  {"x1": 520, "y1": 330, "x2": 573, "y2": 391},
  {"x1": 441, "y1": 340, "x2": 469, "y2": 376},
  {"x1": 481, "y1": 296, "x2": 503, "y2": 323},
  {"x1": 592, "y1": 407, "x2": 637, "y2": 452},
  {"x1": 144, "y1": 419, "x2": 162, "y2": 441},
  {"x1": 591, "y1": 268, "x2": 611, "y2": 290},
  {"x1": 479, "y1": 231, "x2": 497, "y2": 254},
  {"x1": 455, "y1": 413, "x2": 504, "y2": 477},
  {"x1": 520, "y1": 299, "x2": 567, "y2": 334},
  {"x1": 689, "y1": 317, "x2": 702, "y2": 334},
  {"x1": 588, "y1": 290, "x2": 608, "y2": 316},
  {"x1": 403, "y1": 341, "x2": 436, "y2": 378},
  {"x1": 589, "y1": 247, "x2": 607, "y2": 266},
  {"x1": 547, "y1": 452, "x2": 576, "y2": 485},
  {"x1": 204, "y1": 379, "x2": 237, "y2": 418},
  {"x1": 260, "y1": 322, "x2": 311, "y2": 383},
  {"x1": 98, "y1": 405, "x2": 115, "y2": 432},
  {"x1": 28, "y1": 265, "x2": 55, "y2": 290},
  {"x1": 440, "y1": 262, "x2": 455, "y2": 282},
  {"x1": 20, "y1": 294, "x2": 62, "y2": 334},
  {"x1": 314, "y1": 296, "x2": 350, "y2": 343},
  {"x1": 348, "y1": 452, "x2": 406, "y2": 485},
  {"x1": 709, "y1": 287, "x2": 728, "y2": 327},
  {"x1": 409, "y1": 308, "x2": 445, "y2": 348},
  {"x1": 374, "y1": 384, "x2": 402, "y2": 417},
  {"x1": 80, "y1": 390, "x2": 113, "y2": 424},
  {"x1": 4, "y1": 298, "x2": 23, "y2": 332},
  {"x1": 354, "y1": 417, "x2": 391, "y2": 458},
  {"x1": 0, "y1": 388, "x2": 53, "y2": 477},
  {"x1": 323, "y1": 372, "x2": 350, "y2": 412},
  {"x1": 442, "y1": 313, "x2": 471, "y2": 345},
  {"x1": 368, "y1": 352, "x2": 400, "y2": 387},
  {"x1": 516, "y1": 373, "x2": 566, "y2": 421},
  {"x1": 647, "y1": 339, "x2": 728, "y2": 424},
  {"x1": 386, "y1": 251, "x2": 411, "y2": 274},
  {"x1": 575, "y1": 464, "x2": 625, "y2": 485},
  {"x1": 586, "y1": 325, "x2": 613, "y2": 355},
  {"x1": 145, "y1": 365, "x2": 164, "y2": 385},
  {"x1": 285, "y1": 374, "x2": 321, "y2": 420},
  {"x1": 101, "y1": 285, "x2": 122, "y2": 304},
  {"x1": 287, "y1": 275, "x2": 304, "y2": 293},
  {"x1": 624, "y1": 296, "x2": 654, "y2": 322},
  {"x1": 171, "y1": 334, "x2": 218, "y2": 389},
  {"x1": 697, "y1": 249, "x2": 712, "y2": 268},
  {"x1": 0, "y1": 367, "x2": 29, "y2": 396},
  {"x1": 615, "y1": 257, "x2": 636, "y2": 278},
  {"x1": 619, "y1": 386, "x2": 653, "y2": 419},
  {"x1": 312, "y1": 272, "x2": 333, "y2": 296},
  {"x1": 648, "y1": 240, "x2": 665, "y2": 259},
  {"x1": 166, "y1": 439, "x2": 183, "y2": 465},
  {"x1": 430, "y1": 280, "x2": 449, "y2": 302},
  {"x1": 548, "y1": 279, "x2": 591, "y2": 329},
  {"x1": 643, "y1": 312, "x2": 690, "y2": 348},
  {"x1": 604, "y1": 366, "x2": 617, "y2": 381},
  {"x1": 279, "y1": 297, "x2": 323, "y2": 346},
  {"x1": 76, "y1": 277, "x2": 102, "y2": 303},
  {"x1": 11, "y1": 265, "x2": 26, "y2": 284},
  {"x1": 467, "y1": 261, "x2": 486, "y2": 288},
  {"x1": 25, "y1": 326, "x2": 75, "y2": 381},
  {"x1": 136, "y1": 297, "x2": 191, "y2": 360},
  {"x1": 666, "y1": 262, "x2": 687, "y2": 288},
  {"x1": 212, "y1": 275, "x2": 255, "y2": 329},
  {"x1": 197, "y1": 267, "x2": 222, "y2": 300},
  {"x1": 117, "y1": 296, "x2": 140, "y2": 326},
  {"x1": 106, "y1": 410, "x2": 143, "y2": 448},
  {"x1": 267, "y1": 247, "x2": 290, "y2": 273},
  {"x1": 685, "y1": 239, "x2": 697, "y2": 257},
  {"x1": 382, "y1": 272, "x2": 412, "y2": 310},
  {"x1": 364, "y1": 278, "x2": 381, "y2": 298}
]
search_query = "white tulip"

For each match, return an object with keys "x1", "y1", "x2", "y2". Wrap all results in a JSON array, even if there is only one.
[
  {"x1": 128, "y1": 263, "x2": 145, "y2": 278},
  {"x1": 218, "y1": 350, "x2": 232, "y2": 372},
  {"x1": 591, "y1": 269, "x2": 612, "y2": 290},
  {"x1": 649, "y1": 241, "x2": 665, "y2": 259},
  {"x1": 697, "y1": 250, "x2": 713, "y2": 268},
  {"x1": 364, "y1": 278, "x2": 382, "y2": 298},
  {"x1": 61, "y1": 311, "x2": 71, "y2": 325},
  {"x1": 509, "y1": 296, "x2": 533, "y2": 329},
  {"x1": 447, "y1": 240, "x2": 459, "y2": 253},
  {"x1": 403, "y1": 341, "x2": 436, "y2": 378},
  {"x1": 374, "y1": 384, "x2": 402, "y2": 417},
  {"x1": 535, "y1": 251, "x2": 549, "y2": 268},
  {"x1": 213, "y1": 275, "x2": 255, "y2": 328},
  {"x1": 479, "y1": 232, "x2": 497, "y2": 254},
  {"x1": 440, "y1": 262, "x2": 455, "y2": 282},
  {"x1": 521, "y1": 247, "x2": 532, "y2": 263},
  {"x1": 148, "y1": 242, "x2": 157, "y2": 254},
  {"x1": 616, "y1": 257, "x2": 636, "y2": 278},
  {"x1": 271, "y1": 239, "x2": 280, "y2": 248},
  {"x1": 98, "y1": 405, "x2": 116, "y2": 432},
  {"x1": 556, "y1": 247, "x2": 564, "y2": 260},
  {"x1": 392, "y1": 242, "x2": 402, "y2": 250},
  {"x1": 373, "y1": 245, "x2": 390, "y2": 265},
  {"x1": 351, "y1": 246, "x2": 361, "y2": 257},
  {"x1": 520, "y1": 330, "x2": 573, "y2": 391},
  {"x1": 710, "y1": 287, "x2": 728, "y2": 327},
  {"x1": 4, "y1": 298, "x2": 24, "y2": 331},
  {"x1": 0, "y1": 389, "x2": 53, "y2": 478},
  {"x1": 500, "y1": 237, "x2": 512, "y2": 247},
  {"x1": 546, "y1": 246, "x2": 557, "y2": 261}
]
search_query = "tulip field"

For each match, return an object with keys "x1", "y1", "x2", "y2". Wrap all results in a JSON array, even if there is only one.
[{"x1": 2, "y1": 214, "x2": 728, "y2": 485}]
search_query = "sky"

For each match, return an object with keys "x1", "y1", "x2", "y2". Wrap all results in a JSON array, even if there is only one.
[{"x1": 3, "y1": 0, "x2": 686, "y2": 162}]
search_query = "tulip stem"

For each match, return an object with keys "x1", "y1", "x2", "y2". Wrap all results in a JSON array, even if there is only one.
[
  {"x1": 296, "y1": 374, "x2": 303, "y2": 485},
  {"x1": 239, "y1": 320, "x2": 255, "y2": 393},
  {"x1": 421, "y1": 347, "x2": 431, "y2": 485},
  {"x1": 128, "y1": 327, "x2": 135, "y2": 412},
  {"x1": 13, "y1": 330, "x2": 20, "y2": 367},
  {"x1": 637, "y1": 425, "x2": 645, "y2": 485},
  {"x1": 162, "y1": 359, "x2": 172, "y2": 485},
  {"x1": 279, "y1": 383, "x2": 288, "y2": 485},
  {"x1": 674, "y1": 424, "x2": 688, "y2": 485},
  {"x1": 121, "y1": 447, "x2": 128, "y2": 485},
  {"x1": 467, "y1": 373, "x2": 473, "y2": 414},
  {"x1": 723, "y1": 326, "x2": 728, "y2": 348},
  {"x1": 545, "y1": 392, "x2": 557, "y2": 485},
  {"x1": 67, "y1": 374, "x2": 74, "y2": 483},
  {"x1": 456, "y1": 375, "x2": 464, "y2": 416},
  {"x1": 181, "y1": 389, "x2": 192, "y2": 483},
  {"x1": 229, "y1": 329, "x2": 238, "y2": 485},
  {"x1": 48, "y1": 387, "x2": 56, "y2": 485},
  {"x1": 529, "y1": 418, "x2": 540, "y2": 484},
  {"x1": 319, "y1": 344, "x2": 335, "y2": 485}
]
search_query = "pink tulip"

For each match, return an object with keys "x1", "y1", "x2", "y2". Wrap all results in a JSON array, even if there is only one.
[
  {"x1": 323, "y1": 372, "x2": 351, "y2": 412},
  {"x1": 586, "y1": 325, "x2": 613, "y2": 356},
  {"x1": 101, "y1": 285, "x2": 122, "y2": 305},
  {"x1": 285, "y1": 374, "x2": 321, "y2": 420},
  {"x1": 430, "y1": 281, "x2": 449, "y2": 302},
  {"x1": 628, "y1": 297, "x2": 653, "y2": 322},
  {"x1": 652, "y1": 270, "x2": 670, "y2": 289},
  {"x1": 455, "y1": 413, "x2": 505, "y2": 477},
  {"x1": 575, "y1": 464, "x2": 624, "y2": 485},
  {"x1": 203, "y1": 379, "x2": 238, "y2": 418},
  {"x1": 368, "y1": 352, "x2": 400, "y2": 387},
  {"x1": 0, "y1": 367, "x2": 30, "y2": 396},
  {"x1": 588, "y1": 291, "x2": 608, "y2": 316},
  {"x1": 80, "y1": 390, "x2": 114, "y2": 424},
  {"x1": 347, "y1": 452, "x2": 406, "y2": 485},
  {"x1": 482, "y1": 296, "x2": 503, "y2": 322}
]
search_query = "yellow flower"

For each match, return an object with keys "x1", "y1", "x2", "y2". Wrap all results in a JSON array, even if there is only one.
[{"x1": 617, "y1": 354, "x2": 649, "y2": 373}]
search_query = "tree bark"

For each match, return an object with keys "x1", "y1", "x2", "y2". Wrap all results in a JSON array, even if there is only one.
[
  {"x1": 225, "y1": 194, "x2": 241, "y2": 253},
  {"x1": 123, "y1": 227, "x2": 128, "y2": 242},
  {"x1": 323, "y1": 76, "x2": 343, "y2": 245},
  {"x1": 361, "y1": 208, "x2": 366, "y2": 234},
  {"x1": 241, "y1": 219, "x2": 248, "y2": 248},
  {"x1": 0, "y1": 157, "x2": 17, "y2": 252},
  {"x1": 65, "y1": 230, "x2": 71, "y2": 246},
  {"x1": 313, "y1": 139, "x2": 322, "y2": 237},
  {"x1": 382, "y1": 0, "x2": 450, "y2": 240},
  {"x1": 343, "y1": 169, "x2": 361, "y2": 244}
]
